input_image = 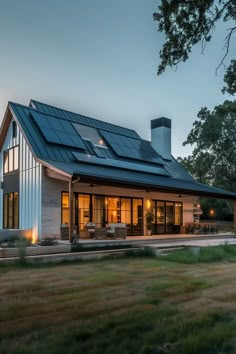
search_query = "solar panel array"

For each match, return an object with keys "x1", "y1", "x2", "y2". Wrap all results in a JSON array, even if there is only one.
[
  {"x1": 73, "y1": 152, "x2": 170, "y2": 176},
  {"x1": 99, "y1": 130, "x2": 164, "y2": 164},
  {"x1": 30, "y1": 111, "x2": 86, "y2": 150},
  {"x1": 32, "y1": 100, "x2": 140, "y2": 139}
]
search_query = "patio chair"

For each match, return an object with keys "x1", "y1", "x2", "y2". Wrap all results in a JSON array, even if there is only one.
[
  {"x1": 94, "y1": 228, "x2": 108, "y2": 240},
  {"x1": 114, "y1": 227, "x2": 127, "y2": 239}
]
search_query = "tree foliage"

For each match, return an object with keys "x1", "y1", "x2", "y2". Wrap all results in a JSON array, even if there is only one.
[
  {"x1": 222, "y1": 59, "x2": 236, "y2": 95},
  {"x1": 178, "y1": 100, "x2": 236, "y2": 220},
  {"x1": 153, "y1": 0, "x2": 236, "y2": 75},
  {"x1": 178, "y1": 100, "x2": 236, "y2": 192}
]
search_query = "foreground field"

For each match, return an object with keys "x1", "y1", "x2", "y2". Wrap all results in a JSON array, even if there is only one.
[{"x1": 1, "y1": 248, "x2": 236, "y2": 354}]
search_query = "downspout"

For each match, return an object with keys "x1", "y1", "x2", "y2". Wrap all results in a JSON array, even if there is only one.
[{"x1": 69, "y1": 176, "x2": 80, "y2": 243}]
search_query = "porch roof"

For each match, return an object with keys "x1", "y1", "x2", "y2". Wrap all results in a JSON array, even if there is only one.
[{"x1": 45, "y1": 159, "x2": 236, "y2": 200}]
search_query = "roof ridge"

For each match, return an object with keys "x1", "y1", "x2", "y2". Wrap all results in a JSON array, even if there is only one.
[{"x1": 30, "y1": 99, "x2": 140, "y2": 136}]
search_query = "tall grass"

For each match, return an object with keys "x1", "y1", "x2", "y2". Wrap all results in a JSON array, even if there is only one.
[{"x1": 163, "y1": 244, "x2": 236, "y2": 263}]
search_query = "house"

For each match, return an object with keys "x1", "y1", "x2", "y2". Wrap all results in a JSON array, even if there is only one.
[{"x1": 0, "y1": 99, "x2": 235, "y2": 242}]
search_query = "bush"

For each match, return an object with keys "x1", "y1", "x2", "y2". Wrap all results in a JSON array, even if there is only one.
[{"x1": 39, "y1": 238, "x2": 58, "y2": 246}]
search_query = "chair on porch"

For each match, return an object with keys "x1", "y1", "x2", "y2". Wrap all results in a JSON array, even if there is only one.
[
  {"x1": 114, "y1": 227, "x2": 127, "y2": 239},
  {"x1": 94, "y1": 228, "x2": 108, "y2": 240}
]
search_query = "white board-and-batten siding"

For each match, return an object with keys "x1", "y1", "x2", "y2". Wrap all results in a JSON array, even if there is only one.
[{"x1": 0, "y1": 118, "x2": 42, "y2": 241}]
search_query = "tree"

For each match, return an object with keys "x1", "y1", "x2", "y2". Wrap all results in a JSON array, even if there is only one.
[
  {"x1": 153, "y1": 0, "x2": 236, "y2": 75},
  {"x1": 178, "y1": 100, "x2": 236, "y2": 191},
  {"x1": 222, "y1": 59, "x2": 236, "y2": 95},
  {"x1": 178, "y1": 100, "x2": 236, "y2": 220}
]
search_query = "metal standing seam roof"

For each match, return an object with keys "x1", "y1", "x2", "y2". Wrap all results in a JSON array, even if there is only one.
[
  {"x1": 6, "y1": 100, "x2": 236, "y2": 200},
  {"x1": 30, "y1": 100, "x2": 141, "y2": 138},
  {"x1": 30, "y1": 100, "x2": 194, "y2": 181},
  {"x1": 43, "y1": 159, "x2": 236, "y2": 199}
]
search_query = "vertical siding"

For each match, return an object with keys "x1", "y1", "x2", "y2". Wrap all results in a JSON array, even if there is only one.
[
  {"x1": 0, "y1": 118, "x2": 42, "y2": 241},
  {"x1": 19, "y1": 130, "x2": 42, "y2": 241}
]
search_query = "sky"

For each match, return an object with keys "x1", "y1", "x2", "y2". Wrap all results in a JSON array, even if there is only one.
[{"x1": 0, "y1": 0, "x2": 235, "y2": 158}]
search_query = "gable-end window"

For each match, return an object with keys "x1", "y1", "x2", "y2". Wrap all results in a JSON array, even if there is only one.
[
  {"x1": 3, "y1": 146, "x2": 19, "y2": 174},
  {"x1": 12, "y1": 121, "x2": 17, "y2": 139},
  {"x1": 3, "y1": 192, "x2": 19, "y2": 229}
]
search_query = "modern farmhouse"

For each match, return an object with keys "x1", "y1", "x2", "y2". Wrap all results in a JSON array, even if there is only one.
[{"x1": 0, "y1": 100, "x2": 235, "y2": 242}]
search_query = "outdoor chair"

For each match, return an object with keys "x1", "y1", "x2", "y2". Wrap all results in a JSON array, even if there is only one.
[
  {"x1": 114, "y1": 227, "x2": 127, "y2": 239},
  {"x1": 94, "y1": 228, "x2": 108, "y2": 240}
]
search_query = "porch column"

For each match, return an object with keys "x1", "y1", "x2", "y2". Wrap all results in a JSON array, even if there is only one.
[
  {"x1": 234, "y1": 200, "x2": 236, "y2": 235},
  {"x1": 69, "y1": 178, "x2": 74, "y2": 243}
]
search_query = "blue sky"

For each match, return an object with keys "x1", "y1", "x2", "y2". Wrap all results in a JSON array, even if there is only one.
[{"x1": 0, "y1": 0, "x2": 234, "y2": 157}]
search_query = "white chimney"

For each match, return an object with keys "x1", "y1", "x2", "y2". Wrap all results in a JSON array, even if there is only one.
[{"x1": 151, "y1": 117, "x2": 172, "y2": 160}]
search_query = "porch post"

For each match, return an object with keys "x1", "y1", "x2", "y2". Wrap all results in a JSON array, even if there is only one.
[
  {"x1": 234, "y1": 200, "x2": 236, "y2": 235},
  {"x1": 69, "y1": 178, "x2": 74, "y2": 243}
]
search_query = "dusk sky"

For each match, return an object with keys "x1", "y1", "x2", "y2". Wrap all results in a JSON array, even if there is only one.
[{"x1": 0, "y1": 0, "x2": 235, "y2": 157}]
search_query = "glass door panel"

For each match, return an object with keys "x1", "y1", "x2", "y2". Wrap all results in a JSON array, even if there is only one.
[
  {"x1": 93, "y1": 195, "x2": 106, "y2": 228},
  {"x1": 121, "y1": 198, "x2": 131, "y2": 235},
  {"x1": 107, "y1": 197, "x2": 120, "y2": 224},
  {"x1": 175, "y1": 203, "x2": 182, "y2": 225},
  {"x1": 156, "y1": 201, "x2": 165, "y2": 234},
  {"x1": 78, "y1": 195, "x2": 90, "y2": 231},
  {"x1": 132, "y1": 199, "x2": 143, "y2": 235}
]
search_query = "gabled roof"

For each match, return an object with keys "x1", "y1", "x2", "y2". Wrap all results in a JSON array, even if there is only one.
[{"x1": 1, "y1": 99, "x2": 235, "y2": 200}]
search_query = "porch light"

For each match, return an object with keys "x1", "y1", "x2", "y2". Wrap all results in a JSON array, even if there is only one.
[{"x1": 210, "y1": 209, "x2": 214, "y2": 216}]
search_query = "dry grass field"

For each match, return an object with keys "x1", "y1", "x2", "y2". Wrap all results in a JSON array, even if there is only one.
[{"x1": 1, "y1": 246, "x2": 236, "y2": 354}]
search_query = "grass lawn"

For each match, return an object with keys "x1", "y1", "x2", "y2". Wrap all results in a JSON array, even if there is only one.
[{"x1": 1, "y1": 246, "x2": 236, "y2": 354}]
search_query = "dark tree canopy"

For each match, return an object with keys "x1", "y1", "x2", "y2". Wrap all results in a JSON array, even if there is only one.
[
  {"x1": 177, "y1": 100, "x2": 236, "y2": 220},
  {"x1": 178, "y1": 100, "x2": 236, "y2": 192},
  {"x1": 222, "y1": 59, "x2": 236, "y2": 95},
  {"x1": 154, "y1": 0, "x2": 236, "y2": 75}
]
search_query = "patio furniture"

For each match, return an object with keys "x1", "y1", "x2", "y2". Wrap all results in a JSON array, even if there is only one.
[
  {"x1": 94, "y1": 228, "x2": 108, "y2": 239},
  {"x1": 86, "y1": 222, "x2": 96, "y2": 238},
  {"x1": 107, "y1": 223, "x2": 127, "y2": 239},
  {"x1": 60, "y1": 224, "x2": 69, "y2": 240},
  {"x1": 114, "y1": 227, "x2": 127, "y2": 239}
]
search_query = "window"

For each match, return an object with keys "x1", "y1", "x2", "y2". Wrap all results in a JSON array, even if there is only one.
[
  {"x1": 3, "y1": 192, "x2": 19, "y2": 229},
  {"x1": 12, "y1": 121, "x2": 17, "y2": 138},
  {"x1": 3, "y1": 146, "x2": 19, "y2": 174},
  {"x1": 61, "y1": 192, "x2": 69, "y2": 225}
]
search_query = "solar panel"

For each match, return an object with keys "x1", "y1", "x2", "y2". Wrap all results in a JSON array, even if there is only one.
[
  {"x1": 72, "y1": 152, "x2": 170, "y2": 176},
  {"x1": 30, "y1": 111, "x2": 86, "y2": 150},
  {"x1": 99, "y1": 130, "x2": 164, "y2": 165}
]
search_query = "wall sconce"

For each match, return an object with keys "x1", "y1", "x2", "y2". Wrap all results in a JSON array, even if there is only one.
[{"x1": 147, "y1": 199, "x2": 151, "y2": 209}]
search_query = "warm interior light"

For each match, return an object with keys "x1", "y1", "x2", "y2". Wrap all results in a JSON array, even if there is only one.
[{"x1": 147, "y1": 199, "x2": 151, "y2": 209}]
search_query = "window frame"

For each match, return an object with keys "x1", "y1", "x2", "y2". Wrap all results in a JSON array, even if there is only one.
[
  {"x1": 3, "y1": 192, "x2": 19, "y2": 229},
  {"x1": 3, "y1": 145, "x2": 19, "y2": 175}
]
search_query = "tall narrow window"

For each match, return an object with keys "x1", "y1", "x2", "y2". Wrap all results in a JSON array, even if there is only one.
[
  {"x1": 3, "y1": 192, "x2": 19, "y2": 229},
  {"x1": 8, "y1": 148, "x2": 14, "y2": 173},
  {"x1": 3, "y1": 194, "x2": 8, "y2": 228},
  {"x1": 4, "y1": 151, "x2": 8, "y2": 174},
  {"x1": 12, "y1": 121, "x2": 17, "y2": 138},
  {"x1": 61, "y1": 192, "x2": 69, "y2": 224}
]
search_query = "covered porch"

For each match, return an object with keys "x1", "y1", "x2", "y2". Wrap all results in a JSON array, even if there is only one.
[{"x1": 43, "y1": 165, "x2": 236, "y2": 243}]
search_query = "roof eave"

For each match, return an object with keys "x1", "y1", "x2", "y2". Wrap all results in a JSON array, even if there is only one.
[{"x1": 72, "y1": 173, "x2": 236, "y2": 200}]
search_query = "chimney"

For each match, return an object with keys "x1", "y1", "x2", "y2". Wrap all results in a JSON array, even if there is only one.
[{"x1": 151, "y1": 117, "x2": 171, "y2": 160}]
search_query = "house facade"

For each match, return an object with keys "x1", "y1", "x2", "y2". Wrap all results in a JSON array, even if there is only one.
[{"x1": 0, "y1": 100, "x2": 235, "y2": 242}]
